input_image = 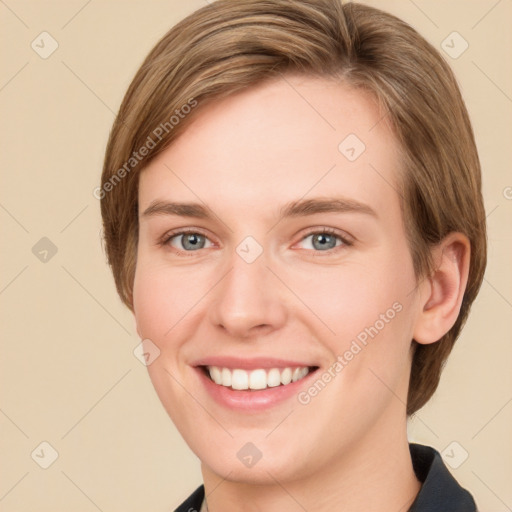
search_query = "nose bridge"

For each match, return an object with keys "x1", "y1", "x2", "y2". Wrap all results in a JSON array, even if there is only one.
[{"x1": 208, "y1": 239, "x2": 287, "y2": 337}]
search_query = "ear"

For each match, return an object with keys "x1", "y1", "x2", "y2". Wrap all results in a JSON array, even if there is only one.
[{"x1": 413, "y1": 232, "x2": 471, "y2": 345}]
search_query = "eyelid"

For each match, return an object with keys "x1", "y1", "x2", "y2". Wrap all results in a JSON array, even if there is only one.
[{"x1": 298, "y1": 226, "x2": 354, "y2": 243}]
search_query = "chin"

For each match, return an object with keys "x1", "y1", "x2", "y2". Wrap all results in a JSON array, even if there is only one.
[{"x1": 188, "y1": 431, "x2": 322, "y2": 485}]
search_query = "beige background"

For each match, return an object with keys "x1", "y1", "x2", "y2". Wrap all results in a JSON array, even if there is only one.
[{"x1": 1, "y1": 0, "x2": 511, "y2": 511}]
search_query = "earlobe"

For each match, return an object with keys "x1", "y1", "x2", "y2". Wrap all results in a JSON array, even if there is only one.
[{"x1": 413, "y1": 233, "x2": 471, "y2": 345}]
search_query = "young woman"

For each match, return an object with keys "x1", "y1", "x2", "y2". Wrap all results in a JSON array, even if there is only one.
[{"x1": 100, "y1": 1, "x2": 486, "y2": 510}]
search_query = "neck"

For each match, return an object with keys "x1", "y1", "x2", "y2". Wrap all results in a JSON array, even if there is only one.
[{"x1": 201, "y1": 416, "x2": 421, "y2": 512}]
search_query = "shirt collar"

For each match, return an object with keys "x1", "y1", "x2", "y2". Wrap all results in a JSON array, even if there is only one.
[{"x1": 408, "y1": 443, "x2": 477, "y2": 511}]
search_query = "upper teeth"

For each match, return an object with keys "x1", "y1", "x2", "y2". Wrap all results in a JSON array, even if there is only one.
[{"x1": 207, "y1": 366, "x2": 310, "y2": 390}]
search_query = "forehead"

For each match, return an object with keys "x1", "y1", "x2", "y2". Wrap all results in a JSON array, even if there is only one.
[{"x1": 138, "y1": 75, "x2": 402, "y2": 220}]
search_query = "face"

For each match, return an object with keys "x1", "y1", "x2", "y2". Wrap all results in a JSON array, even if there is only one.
[{"x1": 133, "y1": 75, "x2": 422, "y2": 484}]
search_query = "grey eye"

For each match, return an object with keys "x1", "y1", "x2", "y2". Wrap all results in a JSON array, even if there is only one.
[
  {"x1": 302, "y1": 233, "x2": 341, "y2": 251},
  {"x1": 170, "y1": 233, "x2": 211, "y2": 251}
]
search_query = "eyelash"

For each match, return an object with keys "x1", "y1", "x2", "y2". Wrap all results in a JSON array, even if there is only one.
[
  {"x1": 159, "y1": 227, "x2": 353, "y2": 257},
  {"x1": 297, "y1": 227, "x2": 353, "y2": 256},
  {"x1": 159, "y1": 228, "x2": 214, "y2": 257}
]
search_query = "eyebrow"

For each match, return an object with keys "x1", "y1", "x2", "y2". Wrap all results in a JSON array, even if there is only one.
[{"x1": 141, "y1": 197, "x2": 377, "y2": 220}]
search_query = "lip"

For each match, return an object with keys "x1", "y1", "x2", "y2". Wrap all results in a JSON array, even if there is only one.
[
  {"x1": 193, "y1": 361, "x2": 319, "y2": 411},
  {"x1": 191, "y1": 356, "x2": 317, "y2": 370}
]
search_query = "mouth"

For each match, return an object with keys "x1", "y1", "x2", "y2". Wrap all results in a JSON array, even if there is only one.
[{"x1": 200, "y1": 365, "x2": 318, "y2": 391}]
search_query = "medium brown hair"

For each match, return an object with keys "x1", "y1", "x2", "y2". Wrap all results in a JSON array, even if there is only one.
[{"x1": 100, "y1": 0, "x2": 486, "y2": 415}]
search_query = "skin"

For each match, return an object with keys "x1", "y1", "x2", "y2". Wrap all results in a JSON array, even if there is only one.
[{"x1": 133, "y1": 75, "x2": 470, "y2": 512}]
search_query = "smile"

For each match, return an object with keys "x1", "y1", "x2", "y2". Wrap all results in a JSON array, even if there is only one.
[{"x1": 205, "y1": 365, "x2": 313, "y2": 390}]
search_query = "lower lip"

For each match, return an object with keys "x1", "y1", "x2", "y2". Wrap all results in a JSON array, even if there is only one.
[{"x1": 195, "y1": 367, "x2": 318, "y2": 411}]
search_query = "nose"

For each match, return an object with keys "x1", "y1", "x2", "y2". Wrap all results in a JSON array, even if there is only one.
[{"x1": 208, "y1": 247, "x2": 288, "y2": 339}]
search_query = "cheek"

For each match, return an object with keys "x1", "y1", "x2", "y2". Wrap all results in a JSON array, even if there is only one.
[
  {"x1": 293, "y1": 247, "x2": 417, "y2": 394},
  {"x1": 288, "y1": 251, "x2": 416, "y2": 342},
  {"x1": 133, "y1": 260, "x2": 210, "y2": 341},
  {"x1": 132, "y1": 268, "x2": 170, "y2": 341},
  {"x1": 337, "y1": 256, "x2": 417, "y2": 391},
  {"x1": 132, "y1": 261, "x2": 208, "y2": 429}
]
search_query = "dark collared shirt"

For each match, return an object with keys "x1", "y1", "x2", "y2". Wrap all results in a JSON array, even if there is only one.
[{"x1": 173, "y1": 443, "x2": 477, "y2": 511}]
